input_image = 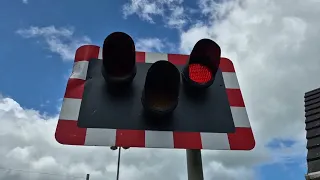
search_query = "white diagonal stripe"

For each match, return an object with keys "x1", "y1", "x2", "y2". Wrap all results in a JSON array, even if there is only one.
[
  {"x1": 98, "y1": 47, "x2": 103, "y2": 59},
  {"x1": 85, "y1": 128, "x2": 116, "y2": 146},
  {"x1": 59, "y1": 98, "x2": 82, "y2": 120},
  {"x1": 145, "y1": 130, "x2": 174, "y2": 148},
  {"x1": 222, "y1": 72, "x2": 240, "y2": 89},
  {"x1": 231, "y1": 107, "x2": 251, "y2": 127},
  {"x1": 70, "y1": 61, "x2": 89, "y2": 80},
  {"x1": 201, "y1": 132, "x2": 230, "y2": 150},
  {"x1": 145, "y1": 52, "x2": 168, "y2": 63}
]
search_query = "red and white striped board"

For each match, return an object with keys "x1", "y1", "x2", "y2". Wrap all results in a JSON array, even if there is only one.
[{"x1": 55, "y1": 45, "x2": 255, "y2": 150}]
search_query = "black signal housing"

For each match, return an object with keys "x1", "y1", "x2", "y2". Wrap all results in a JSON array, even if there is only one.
[
  {"x1": 141, "y1": 60, "x2": 180, "y2": 117},
  {"x1": 102, "y1": 32, "x2": 136, "y2": 85},
  {"x1": 182, "y1": 39, "x2": 221, "y2": 89}
]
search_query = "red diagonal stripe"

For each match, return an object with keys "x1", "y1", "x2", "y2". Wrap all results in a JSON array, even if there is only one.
[
  {"x1": 64, "y1": 79, "x2": 85, "y2": 99},
  {"x1": 228, "y1": 127, "x2": 255, "y2": 150},
  {"x1": 173, "y1": 132, "x2": 202, "y2": 149},
  {"x1": 226, "y1": 89, "x2": 245, "y2": 107},
  {"x1": 75, "y1": 45, "x2": 100, "y2": 62},
  {"x1": 115, "y1": 130, "x2": 145, "y2": 147},
  {"x1": 168, "y1": 54, "x2": 189, "y2": 65},
  {"x1": 136, "y1": 51, "x2": 146, "y2": 63},
  {"x1": 220, "y1": 58, "x2": 235, "y2": 72},
  {"x1": 55, "y1": 120, "x2": 86, "y2": 145}
]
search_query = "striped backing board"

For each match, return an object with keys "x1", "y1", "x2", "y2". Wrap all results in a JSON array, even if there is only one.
[{"x1": 55, "y1": 45, "x2": 255, "y2": 150}]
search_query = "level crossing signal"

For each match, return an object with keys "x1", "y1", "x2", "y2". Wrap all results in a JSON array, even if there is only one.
[{"x1": 55, "y1": 32, "x2": 255, "y2": 150}]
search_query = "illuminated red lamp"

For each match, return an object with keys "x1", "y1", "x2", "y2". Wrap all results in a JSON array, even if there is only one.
[
  {"x1": 189, "y1": 64, "x2": 212, "y2": 83},
  {"x1": 141, "y1": 60, "x2": 180, "y2": 117},
  {"x1": 182, "y1": 39, "x2": 221, "y2": 89},
  {"x1": 102, "y1": 32, "x2": 136, "y2": 85}
]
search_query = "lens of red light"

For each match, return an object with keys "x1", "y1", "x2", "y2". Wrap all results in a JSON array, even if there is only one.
[{"x1": 188, "y1": 64, "x2": 212, "y2": 84}]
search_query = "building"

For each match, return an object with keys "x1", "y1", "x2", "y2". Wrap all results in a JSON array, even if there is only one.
[{"x1": 304, "y1": 87, "x2": 320, "y2": 180}]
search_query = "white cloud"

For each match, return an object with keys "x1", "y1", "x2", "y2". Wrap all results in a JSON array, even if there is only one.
[
  {"x1": 136, "y1": 38, "x2": 176, "y2": 53},
  {"x1": 131, "y1": 0, "x2": 315, "y2": 176},
  {"x1": 16, "y1": 26, "x2": 91, "y2": 61},
  {"x1": 165, "y1": 6, "x2": 188, "y2": 29},
  {"x1": 123, "y1": 0, "x2": 164, "y2": 23},
  {"x1": 22, "y1": 0, "x2": 28, "y2": 4},
  {"x1": 0, "y1": 95, "x2": 305, "y2": 180},
  {"x1": 179, "y1": 0, "x2": 318, "y2": 163},
  {"x1": 0, "y1": 96, "x2": 185, "y2": 180},
  {"x1": 123, "y1": 0, "x2": 188, "y2": 29},
  {"x1": 136, "y1": 38, "x2": 165, "y2": 52},
  {"x1": 198, "y1": 0, "x2": 237, "y2": 20},
  {"x1": 4, "y1": 0, "x2": 318, "y2": 179}
]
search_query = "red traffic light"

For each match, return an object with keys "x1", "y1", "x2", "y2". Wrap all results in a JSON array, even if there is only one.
[
  {"x1": 102, "y1": 32, "x2": 136, "y2": 84},
  {"x1": 141, "y1": 60, "x2": 180, "y2": 117},
  {"x1": 189, "y1": 64, "x2": 212, "y2": 83},
  {"x1": 182, "y1": 39, "x2": 221, "y2": 89}
]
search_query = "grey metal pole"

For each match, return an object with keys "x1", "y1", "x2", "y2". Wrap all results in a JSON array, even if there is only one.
[
  {"x1": 186, "y1": 149, "x2": 204, "y2": 180},
  {"x1": 86, "y1": 174, "x2": 90, "y2": 180},
  {"x1": 116, "y1": 147, "x2": 121, "y2": 180}
]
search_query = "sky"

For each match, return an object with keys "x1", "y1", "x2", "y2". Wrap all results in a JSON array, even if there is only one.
[{"x1": 0, "y1": 0, "x2": 320, "y2": 179}]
